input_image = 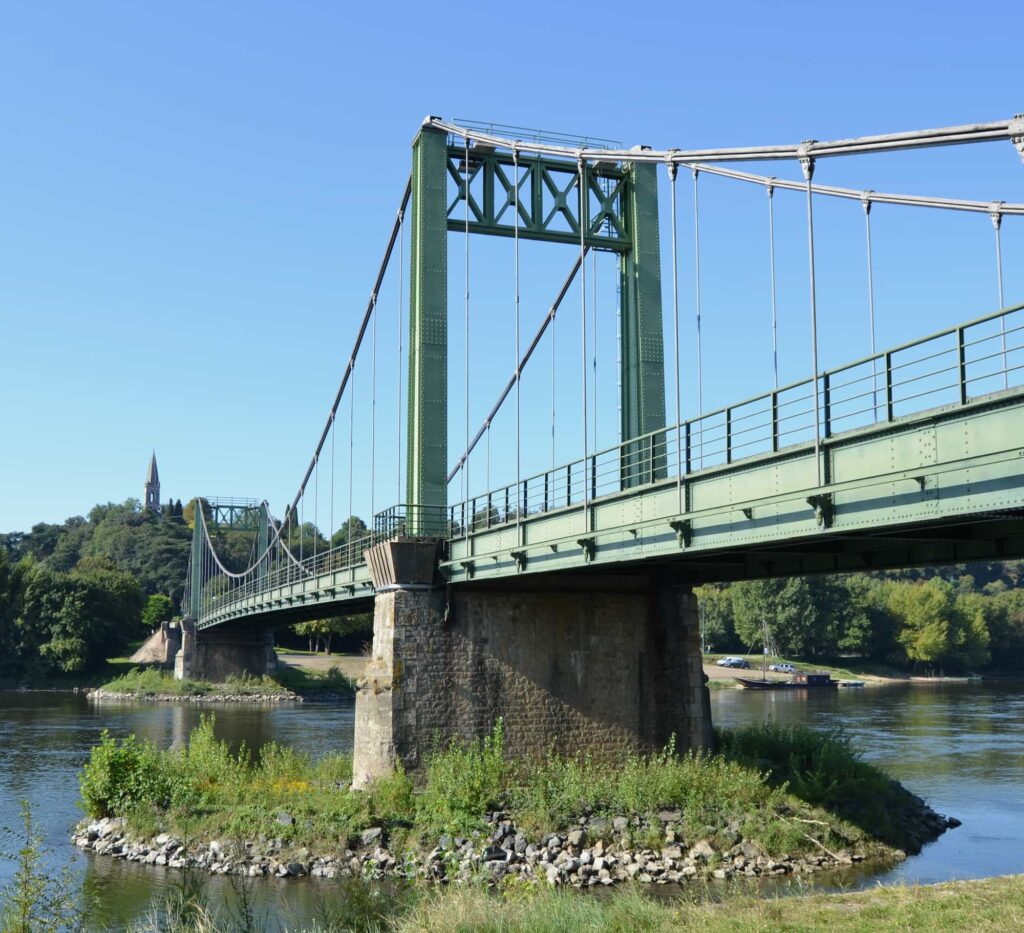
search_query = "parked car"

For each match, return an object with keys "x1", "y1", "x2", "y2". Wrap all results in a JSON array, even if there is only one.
[
  {"x1": 715, "y1": 657, "x2": 751, "y2": 669},
  {"x1": 769, "y1": 662, "x2": 797, "y2": 674}
]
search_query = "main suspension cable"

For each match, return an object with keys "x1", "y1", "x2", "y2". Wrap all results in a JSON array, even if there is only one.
[{"x1": 286, "y1": 178, "x2": 411, "y2": 525}]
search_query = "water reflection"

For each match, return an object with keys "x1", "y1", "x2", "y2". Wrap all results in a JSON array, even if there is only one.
[{"x1": 1, "y1": 684, "x2": 1021, "y2": 928}]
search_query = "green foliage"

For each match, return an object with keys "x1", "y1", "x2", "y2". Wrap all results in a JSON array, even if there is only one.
[
  {"x1": 418, "y1": 720, "x2": 508, "y2": 834},
  {"x1": 293, "y1": 615, "x2": 372, "y2": 653},
  {"x1": 79, "y1": 718, "x2": 922, "y2": 872},
  {"x1": 142, "y1": 594, "x2": 175, "y2": 628},
  {"x1": 0, "y1": 801, "x2": 82, "y2": 933},
  {"x1": 100, "y1": 668, "x2": 294, "y2": 698},
  {"x1": 80, "y1": 731, "x2": 173, "y2": 818},
  {"x1": 16, "y1": 560, "x2": 142, "y2": 674}
]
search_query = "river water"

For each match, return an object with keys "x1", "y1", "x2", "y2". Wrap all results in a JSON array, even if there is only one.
[{"x1": 1, "y1": 683, "x2": 1022, "y2": 929}]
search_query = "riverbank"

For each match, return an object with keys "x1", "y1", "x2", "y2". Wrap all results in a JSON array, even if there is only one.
[
  {"x1": 702, "y1": 654, "x2": 988, "y2": 686},
  {"x1": 72, "y1": 719, "x2": 955, "y2": 889}
]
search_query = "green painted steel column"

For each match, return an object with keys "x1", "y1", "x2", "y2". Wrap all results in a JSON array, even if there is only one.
[
  {"x1": 620, "y1": 158, "x2": 667, "y2": 488},
  {"x1": 406, "y1": 124, "x2": 448, "y2": 534},
  {"x1": 188, "y1": 510, "x2": 203, "y2": 620},
  {"x1": 257, "y1": 502, "x2": 270, "y2": 583}
]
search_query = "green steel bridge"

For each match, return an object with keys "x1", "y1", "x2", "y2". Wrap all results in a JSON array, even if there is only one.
[{"x1": 183, "y1": 115, "x2": 1024, "y2": 634}]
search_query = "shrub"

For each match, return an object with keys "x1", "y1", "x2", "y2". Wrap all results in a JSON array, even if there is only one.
[
  {"x1": 80, "y1": 730, "x2": 172, "y2": 818},
  {"x1": 418, "y1": 720, "x2": 508, "y2": 833}
]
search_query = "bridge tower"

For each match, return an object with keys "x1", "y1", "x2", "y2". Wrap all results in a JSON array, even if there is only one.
[
  {"x1": 354, "y1": 123, "x2": 708, "y2": 786},
  {"x1": 404, "y1": 122, "x2": 669, "y2": 531}
]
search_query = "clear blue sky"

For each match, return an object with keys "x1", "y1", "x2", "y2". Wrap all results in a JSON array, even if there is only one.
[{"x1": 1, "y1": 0, "x2": 1021, "y2": 534}]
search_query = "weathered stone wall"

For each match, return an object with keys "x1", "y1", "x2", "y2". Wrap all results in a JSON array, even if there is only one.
[
  {"x1": 174, "y1": 621, "x2": 276, "y2": 682},
  {"x1": 352, "y1": 577, "x2": 712, "y2": 786}
]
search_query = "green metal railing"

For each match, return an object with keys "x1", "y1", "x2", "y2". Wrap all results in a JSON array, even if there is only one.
[{"x1": 448, "y1": 303, "x2": 1024, "y2": 535}]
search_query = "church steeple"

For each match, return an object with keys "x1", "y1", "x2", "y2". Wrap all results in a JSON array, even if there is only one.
[{"x1": 144, "y1": 451, "x2": 161, "y2": 512}]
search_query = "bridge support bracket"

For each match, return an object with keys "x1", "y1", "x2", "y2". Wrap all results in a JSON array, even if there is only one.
[
  {"x1": 510, "y1": 549, "x2": 528, "y2": 572},
  {"x1": 806, "y1": 493, "x2": 834, "y2": 528},
  {"x1": 741, "y1": 507, "x2": 754, "y2": 520},
  {"x1": 577, "y1": 537, "x2": 596, "y2": 562},
  {"x1": 668, "y1": 519, "x2": 692, "y2": 548}
]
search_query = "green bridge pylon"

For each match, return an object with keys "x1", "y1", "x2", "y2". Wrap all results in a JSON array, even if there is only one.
[{"x1": 405, "y1": 123, "x2": 668, "y2": 531}]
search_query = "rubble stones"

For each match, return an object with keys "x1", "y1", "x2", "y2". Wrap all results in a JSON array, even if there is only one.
[{"x1": 70, "y1": 801, "x2": 958, "y2": 890}]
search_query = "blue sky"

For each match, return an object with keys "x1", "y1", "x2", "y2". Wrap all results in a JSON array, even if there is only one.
[{"x1": 1, "y1": 0, "x2": 1021, "y2": 534}]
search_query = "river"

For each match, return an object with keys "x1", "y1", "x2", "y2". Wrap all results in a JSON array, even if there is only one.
[{"x1": 1, "y1": 683, "x2": 1022, "y2": 929}]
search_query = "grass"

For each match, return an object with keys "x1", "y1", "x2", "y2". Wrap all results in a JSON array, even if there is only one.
[
  {"x1": 97, "y1": 667, "x2": 296, "y2": 698},
  {"x1": 127, "y1": 874, "x2": 1024, "y2": 931},
  {"x1": 79, "y1": 719, "x2": 929, "y2": 868},
  {"x1": 392, "y1": 875, "x2": 1024, "y2": 933},
  {"x1": 272, "y1": 664, "x2": 355, "y2": 697}
]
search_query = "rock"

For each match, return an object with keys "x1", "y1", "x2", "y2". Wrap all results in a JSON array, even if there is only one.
[
  {"x1": 566, "y1": 828, "x2": 586, "y2": 847},
  {"x1": 681, "y1": 865, "x2": 698, "y2": 877},
  {"x1": 662, "y1": 845, "x2": 684, "y2": 861},
  {"x1": 579, "y1": 849, "x2": 592, "y2": 865},
  {"x1": 276, "y1": 812, "x2": 294, "y2": 826},
  {"x1": 589, "y1": 818, "x2": 609, "y2": 836},
  {"x1": 361, "y1": 827, "x2": 383, "y2": 847},
  {"x1": 546, "y1": 865, "x2": 561, "y2": 886},
  {"x1": 740, "y1": 841, "x2": 764, "y2": 860},
  {"x1": 613, "y1": 817, "x2": 629, "y2": 832},
  {"x1": 713, "y1": 868, "x2": 728, "y2": 880},
  {"x1": 209, "y1": 841, "x2": 222, "y2": 857},
  {"x1": 691, "y1": 839, "x2": 716, "y2": 860},
  {"x1": 657, "y1": 809, "x2": 682, "y2": 823}
]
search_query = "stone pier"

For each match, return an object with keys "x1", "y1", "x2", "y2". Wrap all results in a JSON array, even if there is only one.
[
  {"x1": 352, "y1": 541, "x2": 711, "y2": 787},
  {"x1": 173, "y1": 620, "x2": 277, "y2": 682}
]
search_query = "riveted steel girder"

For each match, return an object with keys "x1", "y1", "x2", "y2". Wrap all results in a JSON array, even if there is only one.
[
  {"x1": 407, "y1": 127, "x2": 449, "y2": 532},
  {"x1": 620, "y1": 160, "x2": 667, "y2": 487},
  {"x1": 445, "y1": 146, "x2": 631, "y2": 250}
]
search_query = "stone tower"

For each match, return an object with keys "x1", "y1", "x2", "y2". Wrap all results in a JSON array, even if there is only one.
[{"x1": 144, "y1": 452, "x2": 161, "y2": 513}]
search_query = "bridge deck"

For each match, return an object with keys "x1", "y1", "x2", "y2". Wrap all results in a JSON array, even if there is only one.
[{"x1": 198, "y1": 385, "x2": 1024, "y2": 630}]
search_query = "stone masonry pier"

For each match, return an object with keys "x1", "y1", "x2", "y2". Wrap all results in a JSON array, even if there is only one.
[
  {"x1": 174, "y1": 620, "x2": 277, "y2": 682},
  {"x1": 353, "y1": 541, "x2": 712, "y2": 787}
]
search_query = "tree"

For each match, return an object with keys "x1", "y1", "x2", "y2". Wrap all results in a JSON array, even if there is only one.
[
  {"x1": 694, "y1": 584, "x2": 738, "y2": 652},
  {"x1": 330, "y1": 516, "x2": 368, "y2": 549},
  {"x1": 731, "y1": 577, "x2": 842, "y2": 658},
  {"x1": 293, "y1": 615, "x2": 371, "y2": 654},
  {"x1": 142, "y1": 594, "x2": 175, "y2": 630}
]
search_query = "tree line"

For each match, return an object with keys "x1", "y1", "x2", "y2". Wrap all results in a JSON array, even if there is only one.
[
  {"x1": 0, "y1": 500, "x2": 372, "y2": 678},
  {"x1": 697, "y1": 564, "x2": 1024, "y2": 673}
]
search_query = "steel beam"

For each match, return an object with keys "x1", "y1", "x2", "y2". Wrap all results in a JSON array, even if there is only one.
[
  {"x1": 620, "y1": 159, "x2": 667, "y2": 488},
  {"x1": 407, "y1": 126, "x2": 449, "y2": 532}
]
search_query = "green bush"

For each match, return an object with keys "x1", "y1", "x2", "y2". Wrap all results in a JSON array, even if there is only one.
[
  {"x1": 418, "y1": 720, "x2": 508, "y2": 833},
  {"x1": 80, "y1": 730, "x2": 172, "y2": 818}
]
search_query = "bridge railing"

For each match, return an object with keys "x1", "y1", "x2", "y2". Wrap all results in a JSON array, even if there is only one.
[
  {"x1": 196, "y1": 504, "x2": 456, "y2": 623},
  {"x1": 449, "y1": 303, "x2": 1024, "y2": 535}
]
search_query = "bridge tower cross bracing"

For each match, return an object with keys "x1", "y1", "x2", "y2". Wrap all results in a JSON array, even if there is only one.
[{"x1": 405, "y1": 124, "x2": 669, "y2": 528}]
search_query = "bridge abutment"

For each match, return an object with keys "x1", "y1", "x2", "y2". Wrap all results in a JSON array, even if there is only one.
[
  {"x1": 173, "y1": 620, "x2": 277, "y2": 682},
  {"x1": 352, "y1": 563, "x2": 712, "y2": 787}
]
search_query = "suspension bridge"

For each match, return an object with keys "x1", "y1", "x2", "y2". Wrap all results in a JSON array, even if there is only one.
[{"x1": 176, "y1": 114, "x2": 1024, "y2": 783}]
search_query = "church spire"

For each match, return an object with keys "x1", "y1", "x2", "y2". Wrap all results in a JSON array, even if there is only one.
[{"x1": 145, "y1": 451, "x2": 161, "y2": 512}]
